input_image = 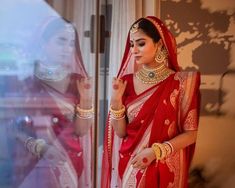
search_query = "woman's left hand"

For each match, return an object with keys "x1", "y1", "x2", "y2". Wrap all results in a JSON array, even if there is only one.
[
  {"x1": 131, "y1": 147, "x2": 156, "y2": 169},
  {"x1": 77, "y1": 77, "x2": 93, "y2": 107}
]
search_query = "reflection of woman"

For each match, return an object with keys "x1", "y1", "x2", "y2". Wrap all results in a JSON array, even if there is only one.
[
  {"x1": 11, "y1": 17, "x2": 92, "y2": 187},
  {"x1": 101, "y1": 16, "x2": 200, "y2": 187}
]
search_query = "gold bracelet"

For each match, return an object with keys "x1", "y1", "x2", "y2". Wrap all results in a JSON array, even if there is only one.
[
  {"x1": 151, "y1": 143, "x2": 167, "y2": 160},
  {"x1": 76, "y1": 105, "x2": 94, "y2": 119},
  {"x1": 163, "y1": 141, "x2": 174, "y2": 154},
  {"x1": 110, "y1": 114, "x2": 126, "y2": 120},
  {"x1": 76, "y1": 105, "x2": 94, "y2": 113},
  {"x1": 109, "y1": 105, "x2": 125, "y2": 118}
]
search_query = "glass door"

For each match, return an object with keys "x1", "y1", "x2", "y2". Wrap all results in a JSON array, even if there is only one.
[{"x1": 0, "y1": 0, "x2": 97, "y2": 187}]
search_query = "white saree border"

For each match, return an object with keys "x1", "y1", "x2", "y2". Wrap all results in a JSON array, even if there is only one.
[
  {"x1": 121, "y1": 87, "x2": 158, "y2": 187},
  {"x1": 78, "y1": 130, "x2": 92, "y2": 188},
  {"x1": 110, "y1": 133, "x2": 122, "y2": 187},
  {"x1": 46, "y1": 122, "x2": 79, "y2": 188},
  {"x1": 122, "y1": 123, "x2": 152, "y2": 188}
]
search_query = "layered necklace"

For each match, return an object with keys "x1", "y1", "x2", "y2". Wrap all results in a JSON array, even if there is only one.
[
  {"x1": 135, "y1": 63, "x2": 175, "y2": 84},
  {"x1": 35, "y1": 61, "x2": 68, "y2": 82}
]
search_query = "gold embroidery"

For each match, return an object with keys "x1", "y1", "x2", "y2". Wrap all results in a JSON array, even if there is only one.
[
  {"x1": 165, "y1": 119, "x2": 170, "y2": 125},
  {"x1": 170, "y1": 89, "x2": 179, "y2": 109},
  {"x1": 184, "y1": 109, "x2": 198, "y2": 130},
  {"x1": 165, "y1": 151, "x2": 181, "y2": 188},
  {"x1": 168, "y1": 121, "x2": 176, "y2": 138},
  {"x1": 127, "y1": 104, "x2": 143, "y2": 123}
]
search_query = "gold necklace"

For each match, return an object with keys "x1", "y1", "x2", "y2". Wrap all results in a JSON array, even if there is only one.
[
  {"x1": 135, "y1": 64, "x2": 175, "y2": 84},
  {"x1": 35, "y1": 61, "x2": 68, "y2": 82}
]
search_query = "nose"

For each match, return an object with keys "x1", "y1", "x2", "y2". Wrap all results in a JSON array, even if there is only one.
[
  {"x1": 131, "y1": 45, "x2": 139, "y2": 54},
  {"x1": 63, "y1": 44, "x2": 73, "y2": 54}
]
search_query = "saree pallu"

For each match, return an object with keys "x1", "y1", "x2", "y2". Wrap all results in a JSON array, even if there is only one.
[
  {"x1": 11, "y1": 74, "x2": 91, "y2": 188},
  {"x1": 101, "y1": 71, "x2": 200, "y2": 188}
]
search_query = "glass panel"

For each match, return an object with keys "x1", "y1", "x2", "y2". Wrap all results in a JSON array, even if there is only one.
[{"x1": 0, "y1": 0, "x2": 96, "y2": 187}]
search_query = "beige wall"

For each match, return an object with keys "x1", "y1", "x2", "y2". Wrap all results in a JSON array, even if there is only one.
[{"x1": 160, "y1": 1, "x2": 235, "y2": 187}]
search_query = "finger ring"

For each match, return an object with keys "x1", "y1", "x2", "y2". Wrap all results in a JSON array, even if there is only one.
[
  {"x1": 113, "y1": 84, "x2": 119, "y2": 90},
  {"x1": 142, "y1": 157, "x2": 148, "y2": 163},
  {"x1": 84, "y1": 83, "x2": 91, "y2": 89}
]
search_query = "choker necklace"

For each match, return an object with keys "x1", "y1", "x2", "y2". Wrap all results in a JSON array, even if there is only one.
[
  {"x1": 135, "y1": 64, "x2": 175, "y2": 84},
  {"x1": 35, "y1": 61, "x2": 68, "y2": 81}
]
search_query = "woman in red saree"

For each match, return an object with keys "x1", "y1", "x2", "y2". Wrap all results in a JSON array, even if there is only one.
[
  {"x1": 9, "y1": 17, "x2": 93, "y2": 188},
  {"x1": 101, "y1": 16, "x2": 200, "y2": 188}
]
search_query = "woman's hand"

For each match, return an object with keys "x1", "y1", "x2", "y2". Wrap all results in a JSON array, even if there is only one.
[
  {"x1": 77, "y1": 77, "x2": 93, "y2": 108},
  {"x1": 131, "y1": 147, "x2": 156, "y2": 169},
  {"x1": 111, "y1": 77, "x2": 127, "y2": 108}
]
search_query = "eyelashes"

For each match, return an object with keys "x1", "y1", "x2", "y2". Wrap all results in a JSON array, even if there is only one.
[{"x1": 130, "y1": 42, "x2": 145, "y2": 48}]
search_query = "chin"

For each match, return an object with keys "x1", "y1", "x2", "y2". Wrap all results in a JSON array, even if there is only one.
[{"x1": 136, "y1": 60, "x2": 143, "y2": 65}]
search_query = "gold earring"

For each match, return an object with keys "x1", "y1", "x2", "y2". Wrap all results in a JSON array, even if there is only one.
[{"x1": 155, "y1": 46, "x2": 168, "y2": 64}]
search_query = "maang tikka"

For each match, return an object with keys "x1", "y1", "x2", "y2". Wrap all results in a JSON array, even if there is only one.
[{"x1": 130, "y1": 21, "x2": 140, "y2": 34}]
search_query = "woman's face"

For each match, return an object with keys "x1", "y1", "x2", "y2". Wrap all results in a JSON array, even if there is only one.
[
  {"x1": 43, "y1": 26, "x2": 75, "y2": 67},
  {"x1": 130, "y1": 29, "x2": 159, "y2": 67}
]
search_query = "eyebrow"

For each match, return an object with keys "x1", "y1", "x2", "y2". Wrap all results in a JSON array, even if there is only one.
[{"x1": 130, "y1": 38, "x2": 146, "y2": 42}]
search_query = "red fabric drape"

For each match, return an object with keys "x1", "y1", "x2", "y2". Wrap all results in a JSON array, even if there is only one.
[{"x1": 101, "y1": 16, "x2": 200, "y2": 188}]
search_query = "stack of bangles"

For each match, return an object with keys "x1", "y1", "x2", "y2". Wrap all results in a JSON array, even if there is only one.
[
  {"x1": 109, "y1": 105, "x2": 126, "y2": 120},
  {"x1": 24, "y1": 137, "x2": 46, "y2": 158},
  {"x1": 151, "y1": 141, "x2": 174, "y2": 160},
  {"x1": 76, "y1": 105, "x2": 94, "y2": 119}
]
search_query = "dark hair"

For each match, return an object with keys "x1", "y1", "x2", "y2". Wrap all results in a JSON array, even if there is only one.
[{"x1": 130, "y1": 18, "x2": 161, "y2": 43}]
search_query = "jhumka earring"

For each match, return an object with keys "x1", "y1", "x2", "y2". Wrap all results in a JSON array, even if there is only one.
[{"x1": 155, "y1": 45, "x2": 168, "y2": 64}]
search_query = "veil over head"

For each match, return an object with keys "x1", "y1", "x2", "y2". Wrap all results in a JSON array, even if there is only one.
[
  {"x1": 117, "y1": 16, "x2": 180, "y2": 78},
  {"x1": 31, "y1": 16, "x2": 88, "y2": 78}
]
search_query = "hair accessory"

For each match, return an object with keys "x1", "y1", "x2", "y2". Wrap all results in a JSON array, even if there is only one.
[{"x1": 130, "y1": 22, "x2": 139, "y2": 34}]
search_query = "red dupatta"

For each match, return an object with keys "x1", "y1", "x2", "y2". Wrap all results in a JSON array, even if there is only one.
[{"x1": 101, "y1": 16, "x2": 200, "y2": 188}]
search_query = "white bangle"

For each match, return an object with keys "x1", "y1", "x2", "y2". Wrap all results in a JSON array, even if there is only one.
[
  {"x1": 164, "y1": 141, "x2": 174, "y2": 153},
  {"x1": 110, "y1": 114, "x2": 126, "y2": 120}
]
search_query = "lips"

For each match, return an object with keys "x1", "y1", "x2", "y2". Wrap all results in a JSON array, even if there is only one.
[{"x1": 134, "y1": 56, "x2": 141, "y2": 61}]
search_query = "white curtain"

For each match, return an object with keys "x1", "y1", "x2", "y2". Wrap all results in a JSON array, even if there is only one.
[
  {"x1": 73, "y1": 0, "x2": 96, "y2": 76},
  {"x1": 107, "y1": 0, "x2": 137, "y2": 98}
]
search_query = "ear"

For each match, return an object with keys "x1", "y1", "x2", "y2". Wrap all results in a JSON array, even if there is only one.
[
  {"x1": 158, "y1": 39, "x2": 163, "y2": 47},
  {"x1": 154, "y1": 39, "x2": 162, "y2": 51}
]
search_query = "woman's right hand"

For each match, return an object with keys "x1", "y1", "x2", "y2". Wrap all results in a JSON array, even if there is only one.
[{"x1": 111, "y1": 77, "x2": 127, "y2": 108}]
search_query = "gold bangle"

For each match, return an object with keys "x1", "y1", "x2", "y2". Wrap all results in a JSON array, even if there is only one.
[
  {"x1": 109, "y1": 105, "x2": 125, "y2": 118},
  {"x1": 164, "y1": 141, "x2": 174, "y2": 154},
  {"x1": 76, "y1": 105, "x2": 94, "y2": 113},
  {"x1": 76, "y1": 104, "x2": 94, "y2": 119},
  {"x1": 151, "y1": 143, "x2": 167, "y2": 160},
  {"x1": 110, "y1": 114, "x2": 126, "y2": 120}
]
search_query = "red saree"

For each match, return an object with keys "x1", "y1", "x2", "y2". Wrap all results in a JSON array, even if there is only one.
[{"x1": 101, "y1": 16, "x2": 200, "y2": 188}]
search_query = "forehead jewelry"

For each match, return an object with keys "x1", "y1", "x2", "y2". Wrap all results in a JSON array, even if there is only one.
[
  {"x1": 130, "y1": 22, "x2": 139, "y2": 34},
  {"x1": 65, "y1": 24, "x2": 74, "y2": 34}
]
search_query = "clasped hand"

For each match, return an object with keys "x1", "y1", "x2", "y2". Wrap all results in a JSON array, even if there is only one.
[{"x1": 131, "y1": 147, "x2": 156, "y2": 169}]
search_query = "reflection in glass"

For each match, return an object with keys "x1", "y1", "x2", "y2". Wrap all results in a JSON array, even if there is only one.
[{"x1": 0, "y1": 1, "x2": 92, "y2": 188}]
